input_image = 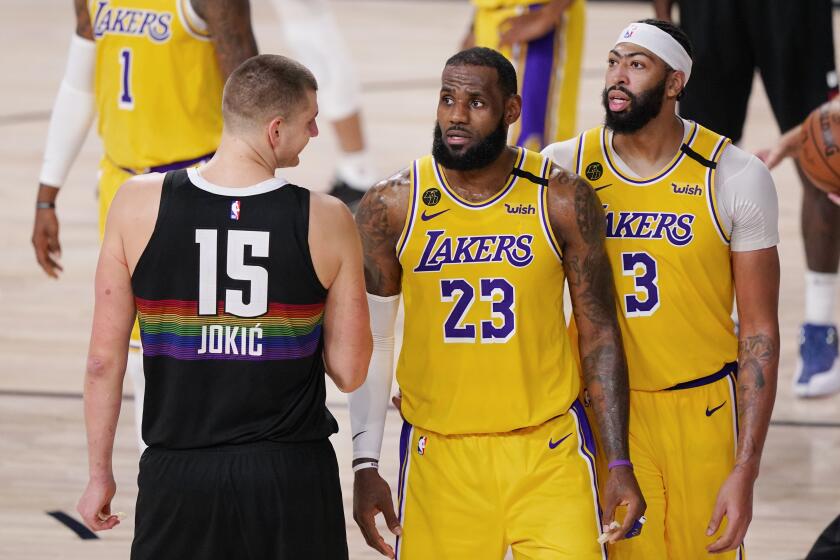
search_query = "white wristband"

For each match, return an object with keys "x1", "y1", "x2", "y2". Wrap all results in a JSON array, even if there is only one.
[{"x1": 352, "y1": 460, "x2": 379, "y2": 473}]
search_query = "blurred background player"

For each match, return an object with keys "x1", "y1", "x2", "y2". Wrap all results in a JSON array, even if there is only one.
[
  {"x1": 654, "y1": 0, "x2": 840, "y2": 398},
  {"x1": 543, "y1": 19, "x2": 780, "y2": 558},
  {"x1": 76, "y1": 54, "x2": 371, "y2": 559},
  {"x1": 31, "y1": 0, "x2": 258, "y2": 449},
  {"x1": 273, "y1": 0, "x2": 377, "y2": 207},
  {"x1": 463, "y1": 0, "x2": 585, "y2": 150}
]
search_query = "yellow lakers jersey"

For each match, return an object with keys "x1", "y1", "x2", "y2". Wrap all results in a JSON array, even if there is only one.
[
  {"x1": 90, "y1": 0, "x2": 224, "y2": 170},
  {"x1": 396, "y1": 148, "x2": 579, "y2": 435},
  {"x1": 573, "y1": 122, "x2": 737, "y2": 391},
  {"x1": 472, "y1": 0, "x2": 549, "y2": 7}
]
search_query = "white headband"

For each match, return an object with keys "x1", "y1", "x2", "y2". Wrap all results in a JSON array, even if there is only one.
[{"x1": 614, "y1": 22, "x2": 692, "y2": 85}]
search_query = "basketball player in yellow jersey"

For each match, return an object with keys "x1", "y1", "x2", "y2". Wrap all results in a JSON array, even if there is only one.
[
  {"x1": 464, "y1": 0, "x2": 585, "y2": 150},
  {"x1": 543, "y1": 19, "x2": 780, "y2": 559},
  {"x1": 349, "y1": 47, "x2": 645, "y2": 560},
  {"x1": 31, "y1": 0, "x2": 257, "y2": 448}
]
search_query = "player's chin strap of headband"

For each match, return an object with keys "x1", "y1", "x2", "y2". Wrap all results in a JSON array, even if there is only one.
[{"x1": 614, "y1": 22, "x2": 692, "y2": 85}]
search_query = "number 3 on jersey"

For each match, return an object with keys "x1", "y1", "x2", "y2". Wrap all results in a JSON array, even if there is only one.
[
  {"x1": 621, "y1": 252, "x2": 660, "y2": 317},
  {"x1": 440, "y1": 278, "x2": 515, "y2": 343}
]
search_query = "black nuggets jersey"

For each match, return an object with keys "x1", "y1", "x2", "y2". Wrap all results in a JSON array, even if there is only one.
[{"x1": 131, "y1": 168, "x2": 337, "y2": 449}]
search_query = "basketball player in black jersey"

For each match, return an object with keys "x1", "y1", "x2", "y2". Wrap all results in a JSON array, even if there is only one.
[{"x1": 76, "y1": 55, "x2": 371, "y2": 560}]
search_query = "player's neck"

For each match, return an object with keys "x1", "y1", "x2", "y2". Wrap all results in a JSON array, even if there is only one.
[
  {"x1": 441, "y1": 146, "x2": 519, "y2": 202},
  {"x1": 612, "y1": 112, "x2": 684, "y2": 176},
  {"x1": 199, "y1": 133, "x2": 279, "y2": 188}
]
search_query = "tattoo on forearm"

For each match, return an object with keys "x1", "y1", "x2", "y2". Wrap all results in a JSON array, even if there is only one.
[
  {"x1": 549, "y1": 169, "x2": 630, "y2": 461},
  {"x1": 735, "y1": 332, "x2": 778, "y2": 468}
]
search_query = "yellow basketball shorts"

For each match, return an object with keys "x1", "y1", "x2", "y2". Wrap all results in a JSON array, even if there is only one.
[
  {"x1": 395, "y1": 401, "x2": 606, "y2": 559},
  {"x1": 473, "y1": 0, "x2": 584, "y2": 149},
  {"x1": 586, "y1": 365, "x2": 745, "y2": 560}
]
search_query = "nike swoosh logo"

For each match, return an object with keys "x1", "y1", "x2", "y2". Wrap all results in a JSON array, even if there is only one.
[
  {"x1": 705, "y1": 401, "x2": 726, "y2": 417},
  {"x1": 352, "y1": 431, "x2": 367, "y2": 441},
  {"x1": 421, "y1": 209, "x2": 450, "y2": 221},
  {"x1": 594, "y1": 184, "x2": 613, "y2": 192},
  {"x1": 548, "y1": 433, "x2": 572, "y2": 449}
]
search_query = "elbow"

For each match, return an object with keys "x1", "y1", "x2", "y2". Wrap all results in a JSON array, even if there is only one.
[
  {"x1": 85, "y1": 354, "x2": 117, "y2": 381},
  {"x1": 330, "y1": 361, "x2": 369, "y2": 393}
]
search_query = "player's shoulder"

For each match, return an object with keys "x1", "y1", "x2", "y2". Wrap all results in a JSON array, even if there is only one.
[
  {"x1": 355, "y1": 167, "x2": 412, "y2": 238},
  {"x1": 111, "y1": 173, "x2": 165, "y2": 213},
  {"x1": 311, "y1": 190, "x2": 355, "y2": 230},
  {"x1": 541, "y1": 137, "x2": 579, "y2": 170},
  {"x1": 717, "y1": 143, "x2": 776, "y2": 194},
  {"x1": 366, "y1": 167, "x2": 413, "y2": 203}
]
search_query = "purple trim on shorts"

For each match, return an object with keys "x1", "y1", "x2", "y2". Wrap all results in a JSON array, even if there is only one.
[
  {"x1": 570, "y1": 399, "x2": 597, "y2": 457},
  {"x1": 514, "y1": 6, "x2": 555, "y2": 147},
  {"x1": 666, "y1": 362, "x2": 738, "y2": 391},
  {"x1": 395, "y1": 420, "x2": 413, "y2": 559},
  {"x1": 119, "y1": 151, "x2": 214, "y2": 175}
]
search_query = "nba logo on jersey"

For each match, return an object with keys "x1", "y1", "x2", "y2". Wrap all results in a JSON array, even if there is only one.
[
  {"x1": 417, "y1": 436, "x2": 428, "y2": 456},
  {"x1": 230, "y1": 200, "x2": 241, "y2": 221}
]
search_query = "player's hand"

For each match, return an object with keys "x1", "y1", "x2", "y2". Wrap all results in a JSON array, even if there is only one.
[
  {"x1": 601, "y1": 465, "x2": 646, "y2": 543},
  {"x1": 706, "y1": 467, "x2": 755, "y2": 553},
  {"x1": 391, "y1": 390, "x2": 403, "y2": 419},
  {"x1": 77, "y1": 475, "x2": 120, "y2": 531},
  {"x1": 353, "y1": 468, "x2": 402, "y2": 558},
  {"x1": 756, "y1": 124, "x2": 805, "y2": 170},
  {"x1": 32, "y1": 204, "x2": 63, "y2": 278},
  {"x1": 498, "y1": 0, "x2": 571, "y2": 48}
]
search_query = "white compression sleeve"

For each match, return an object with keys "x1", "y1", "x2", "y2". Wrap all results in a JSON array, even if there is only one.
[
  {"x1": 348, "y1": 293, "x2": 400, "y2": 463},
  {"x1": 39, "y1": 34, "x2": 96, "y2": 188}
]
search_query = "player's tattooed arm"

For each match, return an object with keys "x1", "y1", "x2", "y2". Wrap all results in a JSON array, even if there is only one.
[
  {"x1": 355, "y1": 169, "x2": 412, "y2": 297},
  {"x1": 73, "y1": 0, "x2": 93, "y2": 39},
  {"x1": 732, "y1": 248, "x2": 779, "y2": 474},
  {"x1": 547, "y1": 165, "x2": 644, "y2": 540},
  {"x1": 547, "y1": 165, "x2": 629, "y2": 461},
  {"x1": 195, "y1": 0, "x2": 259, "y2": 78},
  {"x1": 706, "y1": 247, "x2": 779, "y2": 553},
  {"x1": 352, "y1": 170, "x2": 411, "y2": 559}
]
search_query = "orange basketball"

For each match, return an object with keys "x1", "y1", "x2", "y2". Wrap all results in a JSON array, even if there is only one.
[{"x1": 799, "y1": 98, "x2": 840, "y2": 195}]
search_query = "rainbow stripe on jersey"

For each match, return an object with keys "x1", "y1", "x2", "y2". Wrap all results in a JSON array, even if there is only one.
[{"x1": 135, "y1": 298, "x2": 324, "y2": 361}]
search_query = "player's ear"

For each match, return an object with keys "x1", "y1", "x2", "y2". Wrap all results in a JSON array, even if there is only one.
[
  {"x1": 267, "y1": 116, "x2": 286, "y2": 147},
  {"x1": 667, "y1": 70, "x2": 686, "y2": 100},
  {"x1": 504, "y1": 94, "x2": 522, "y2": 126}
]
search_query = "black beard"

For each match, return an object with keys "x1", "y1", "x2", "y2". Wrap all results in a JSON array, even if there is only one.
[
  {"x1": 602, "y1": 77, "x2": 667, "y2": 134},
  {"x1": 432, "y1": 118, "x2": 508, "y2": 171}
]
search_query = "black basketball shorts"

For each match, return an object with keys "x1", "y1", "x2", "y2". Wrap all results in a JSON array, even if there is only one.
[
  {"x1": 677, "y1": 0, "x2": 837, "y2": 141},
  {"x1": 131, "y1": 439, "x2": 348, "y2": 560}
]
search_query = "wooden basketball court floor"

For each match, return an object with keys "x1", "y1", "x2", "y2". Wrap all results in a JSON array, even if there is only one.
[{"x1": 1, "y1": 1, "x2": 839, "y2": 558}]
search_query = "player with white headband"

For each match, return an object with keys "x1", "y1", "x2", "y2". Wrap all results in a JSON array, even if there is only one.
[{"x1": 543, "y1": 19, "x2": 780, "y2": 559}]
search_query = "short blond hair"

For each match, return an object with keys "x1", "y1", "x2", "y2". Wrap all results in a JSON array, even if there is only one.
[{"x1": 222, "y1": 54, "x2": 318, "y2": 132}]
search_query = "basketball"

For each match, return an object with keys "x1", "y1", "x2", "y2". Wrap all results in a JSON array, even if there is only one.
[{"x1": 799, "y1": 98, "x2": 840, "y2": 195}]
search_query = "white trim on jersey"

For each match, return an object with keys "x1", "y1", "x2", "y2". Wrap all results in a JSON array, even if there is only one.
[{"x1": 187, "y1": 167, "x2": 288, "y2": 197}]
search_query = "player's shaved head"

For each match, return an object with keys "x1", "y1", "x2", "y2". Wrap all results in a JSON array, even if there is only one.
[{"x1": 222, "y1": 54, "x2": 318, "y2": 133}]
